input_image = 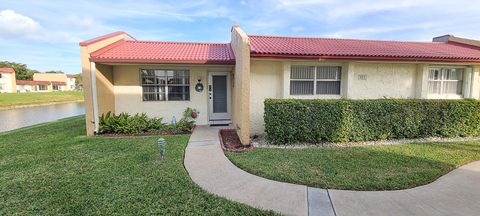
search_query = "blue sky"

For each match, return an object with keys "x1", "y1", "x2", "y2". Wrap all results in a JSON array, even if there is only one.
[{"x1": 1, "y1": 0, "x2": 479, "y2": 74}]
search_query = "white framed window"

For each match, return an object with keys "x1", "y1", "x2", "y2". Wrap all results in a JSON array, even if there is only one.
[
  {"x1": 53, "y1": 85, "x2": 61, "y2": 90},
  {"x1": 290, "y1": 65, "x2": 341, "y2": 95},
  {"x1": 141, "y1": 69, "x2": 190, "y2": 101},
  {"x1": 37, "y1": 85, "x2": 47, "y2": 91},
  {"x1": 428, "y1": 68, "x2": 463, "y2": 96}
]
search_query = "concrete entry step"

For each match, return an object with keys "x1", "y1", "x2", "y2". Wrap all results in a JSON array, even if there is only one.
[{"x1": 208, "y1": 119, "x2": 232, "y2": 125}]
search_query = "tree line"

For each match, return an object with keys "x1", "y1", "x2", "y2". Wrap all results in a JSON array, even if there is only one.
[{"x1": 0, "y1": 61, "x2": 69, "y2": 80}]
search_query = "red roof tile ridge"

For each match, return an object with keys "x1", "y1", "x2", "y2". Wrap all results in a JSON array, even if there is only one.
[
  {"x1": 80, "y1": 31, "x2": 135, "y2": 46},
  {"x1": 0, "y1": 67, "x2": 15, "y2": 73},
  {"x1": 249, "y1": 34, "x2": 445, "y2": 44},
  {"x1": 127, "y1": 40, "x2": 230, "y2": 45},
  {"x1": 90, "y1": 39, "x2": 127, "y2": 58}
]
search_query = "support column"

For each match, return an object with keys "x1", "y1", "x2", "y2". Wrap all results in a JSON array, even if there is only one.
[{"x1": 91, "y1": 62, "x2": 99, "y2": 133}]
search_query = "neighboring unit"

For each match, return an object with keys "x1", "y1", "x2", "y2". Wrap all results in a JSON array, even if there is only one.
[
  {"x1": 32, "y1": 73, "x2": 67, "y2": 91},
  {"x1": 67, "y1": 74, "x2": 77, "y2": 91},
  {"x1": 16, "y1": 80, "x2": 67, "y2": 92},
  {"x1": 16, "y1": 73, "x2": 79, "y2": 92},
  {"x1": 79, "y1": 26, "x2": 480, "y2": 144},
  {"x1": 0, "y1": 68, "x2": 17, "y2": 93}
]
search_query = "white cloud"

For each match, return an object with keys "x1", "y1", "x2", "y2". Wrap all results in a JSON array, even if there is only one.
[
  {"x1": 325, "y1": 1, "x2": 417, "y2": 20},
  {"x1": 325, "y1": 23, "x2": 438, "y2": 39},
  {"x1": 0, "y1": 9, "x2": 40, "y2": 37},
  {"x1": 291, "y1": 26, "x2": 304, "y2": 32},
  {"x1": 67, "y1": 16, "x2": 101, "y2": 29}
]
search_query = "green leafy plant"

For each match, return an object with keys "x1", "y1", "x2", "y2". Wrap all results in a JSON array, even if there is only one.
[
  {"x1": 99, "y1": 111, "x2": 165, "y2": 134},
  {"x1": 264, "y1": 99, "x2": 480, "y2": 145},
  {"x1": 98, "y1": 108, "x2": 199, "y2": 135},
  {"x1": 170, "y1": 107, "x2": 198, "y2": 133}
]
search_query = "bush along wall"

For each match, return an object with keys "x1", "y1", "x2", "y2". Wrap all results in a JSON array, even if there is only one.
[
  {"x1": 98, "y1": 108, "x2": 198, "y2": 135},
  {"x1": 264, "y1": 99, "x2": 480, "y2": 144}
]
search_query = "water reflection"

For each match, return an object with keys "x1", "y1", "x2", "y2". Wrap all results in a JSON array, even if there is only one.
[{"x1": 0, "y1": 102, "x2": 85, "y2": 132}]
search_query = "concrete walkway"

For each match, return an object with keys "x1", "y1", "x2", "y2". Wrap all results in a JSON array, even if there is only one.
[
  {"x1": 184, "y1": 126, "x2": 480, "y2": 216},
  {"x1": 330, "y1": 161, "x2": 480, "y2": 216}
]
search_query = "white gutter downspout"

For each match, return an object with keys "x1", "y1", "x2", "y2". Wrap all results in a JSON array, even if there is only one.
[{"x1": 90, "y1": 62, "x2": 99, "y2": 133}]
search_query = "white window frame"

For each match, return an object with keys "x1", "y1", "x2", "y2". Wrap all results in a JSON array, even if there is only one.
[
  {"x1": 290, "y1": 65, "x2": 342, "y2": 96},
  {"x1": 427, "y1": 67, "x2": 464, "y2": 99},
  {"x1": 37, "y1": 84, "x2": 47, "y2": 91},
  {"x1": 140, "y1": 69, "x2": 190, "y2": 102}
]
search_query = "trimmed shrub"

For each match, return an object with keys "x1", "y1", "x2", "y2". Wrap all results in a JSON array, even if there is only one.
[
  {"x1": 98, "y1": 107, "x2": 198, "y2": 135},
  {"x1": 264, "y1": 99, "x2": 480, "y2": 144}
]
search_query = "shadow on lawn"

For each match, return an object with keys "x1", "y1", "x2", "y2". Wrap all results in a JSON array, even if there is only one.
[{"x1": 226, "y1": 142, "x2": 480, "y2": 191}]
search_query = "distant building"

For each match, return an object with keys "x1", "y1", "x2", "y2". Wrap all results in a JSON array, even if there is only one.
[
  {"x1": 0, "y1": 67, "x2": 17, "y2": 93},
  {"x1": 16, "y1": 80, "x2": 66, "y2": 92},
  {"x1": 15, "y1": 73, "x2": 71, "y2": 92},
  {"x1": 66, "y1": 74, "x2": 77, "y2": 91}
]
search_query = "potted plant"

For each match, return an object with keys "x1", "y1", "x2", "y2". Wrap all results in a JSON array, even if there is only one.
[{"x1": 191, "y1": 111, "x2": 198, "y2": 119}]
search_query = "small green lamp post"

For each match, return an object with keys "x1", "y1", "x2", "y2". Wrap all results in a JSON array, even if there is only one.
[{"x1": 158, "y1": 137, "x2": 166, "y2": 160}]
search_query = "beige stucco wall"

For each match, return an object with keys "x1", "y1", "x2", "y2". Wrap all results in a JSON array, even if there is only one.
[
  {"x1": 348, "y1": 62, "x2": 417, "y2": 99},
  {"x1": 0, "y1": 72, "x2": 16, "y2": 93},
  {"x1": 249, "y1": 60, "x2": 283, "y2": 135},
  {"x1": 248, "y1": 59, "x2": 480, "y2": 135},
  {"x1": 67, "y1": 77, "x2": 76, "y2": 90},
  {"x1": 80, "y1": 33, "x2": 130, "y2": 136},
  {"x1": 113, "y1": 64, "x2": 233, "y2": 125},
  {"x1": 230, "y1": 26, "x2": 251, "y2": 144},
  {"x1": 249, "y1": 59, "x2": 349, "y2": 135},
  {"x1": 16, "y1": 84, "x2": 33, "y2": 92},
  {"x1": 33, "y1": 73, "x2": 67, "y2": 83},
  {"x1": 96, "y1": 64, "x2": 115, "y2": 115}
]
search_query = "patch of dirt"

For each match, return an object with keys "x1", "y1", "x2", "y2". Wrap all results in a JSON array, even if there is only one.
[{"x1": 219, "y1": 129, "x2": 253, "y2": 152}]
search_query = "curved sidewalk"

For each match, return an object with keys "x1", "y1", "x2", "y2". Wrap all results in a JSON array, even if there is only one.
[{"x1": 184, "y1": 126, "x2": 480, "y2": 216}]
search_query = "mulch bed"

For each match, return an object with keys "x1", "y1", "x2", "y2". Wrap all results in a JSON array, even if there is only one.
[{"x1": 219, "y1": 129, "x2": 253, "y2": 152}]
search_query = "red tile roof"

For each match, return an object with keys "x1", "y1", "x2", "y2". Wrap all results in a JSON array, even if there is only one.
[
  {"x1": 249, "y1": 35, "x2": 480, "y2": 62},
  {"x1": 51, "y1": 81, "x2": 67, "y2": 85},
  {"x1": 90, "y1": 40, "x2": 235, "y2": 64},
  {"x1": 0, "y1": 67, "x2": 15, "y2": 73},
  {"x1": 79, "y1": 31, "x2": 135, "y2": 46},
  {"x1": 16, "y1": 80, "x2": 66, "y2": 85},
  {"x1": 66, "y1": 74, "x2": 77, "y2": 78}
]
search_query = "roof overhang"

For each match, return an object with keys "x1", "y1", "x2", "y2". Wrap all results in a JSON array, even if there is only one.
[
  {"x1": 250, "y1": 53, "x2": 480, "y2": 64},
  {"x1": 89, "y1": 58, "x2": 235, "y2": 65}
]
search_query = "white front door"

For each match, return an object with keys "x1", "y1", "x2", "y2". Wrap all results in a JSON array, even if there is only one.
[{"x1": 208, "y1": 72, "x2": 231, "y2": 123}]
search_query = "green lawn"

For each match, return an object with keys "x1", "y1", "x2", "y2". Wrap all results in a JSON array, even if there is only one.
[
  {"x1": 0, "y1": 91, "x2": 84, "y2": 108},
  {"x1": 0, "y1": 116, "x2": 273, "y2": 215},
  {"x1": 226, "y1": 142, "x2": 480, "y2": 191}
]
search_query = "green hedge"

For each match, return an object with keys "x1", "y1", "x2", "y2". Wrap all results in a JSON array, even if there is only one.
[{"x1": 264, "y1": 99, "x2": 480, "y2": 144}]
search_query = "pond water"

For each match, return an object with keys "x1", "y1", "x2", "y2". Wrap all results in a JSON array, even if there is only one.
[{"x1": 0, "y1": 102, "x2": 85, "y2": 133}]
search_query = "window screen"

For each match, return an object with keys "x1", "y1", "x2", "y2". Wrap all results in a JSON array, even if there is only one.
[
  {"x1": 290, "y1": 66, "x2": 341, "y2": 95},
  {"x1": 428, "y1": 68, "x2": 463, "y2": 95},
  {"x1": 141, "y1": 69, "x2": 190, "y2": 101}
]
